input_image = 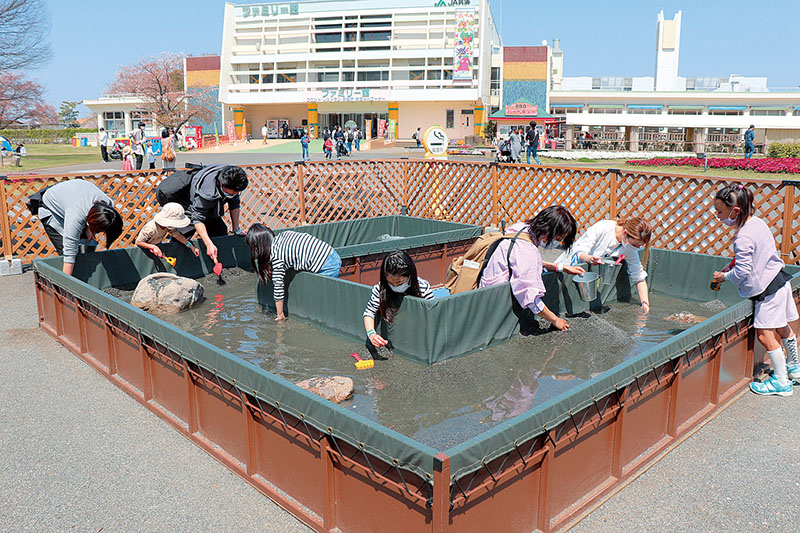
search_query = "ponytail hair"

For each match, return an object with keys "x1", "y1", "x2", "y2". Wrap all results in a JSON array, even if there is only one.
[
  {"x1": 378, "y1": 250, "x2": 421, "y2": 321},
  {"x1": 617, "y1": 217, "x2": 653, "y2": 268},
  {"x1": 245, "y1": 223, "x2": 274, "y2": 284},
  {"x1": 715, "y1": 183, "x2": 754, "y2": 231}
]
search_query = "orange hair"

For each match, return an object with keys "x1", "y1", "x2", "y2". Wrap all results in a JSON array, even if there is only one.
[{"x1": 616, "y1": 217, "x2": 653, "y2": 267}]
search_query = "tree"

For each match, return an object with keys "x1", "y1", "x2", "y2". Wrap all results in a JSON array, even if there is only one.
[
  {"x1": 58, "y1": 100, "x2": 80, "y2": 128},
  {"x1": 0, "y1": 71, "x2": 57, "y2": 128},
  {"x1": 0, "y1": 0, "x2": 51, "y2": 71},
  {"x1": 107, "y1": 53, "x2": 215, "y2": 132}
]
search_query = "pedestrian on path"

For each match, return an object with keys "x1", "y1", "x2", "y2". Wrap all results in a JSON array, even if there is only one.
[
  {"x1": 98, "y1": 128, "x2": 109, "y2": 162},
  {"x1": 354, "y1": 127, "x2": 361, "y2": 151},
  {"x1": 130, "y1": 122, "x2": 146, "y2": 170},
  {"x1": 525, "y1": 122, "x2": 541, "y2": 165},
  {"x1": 301, "y1": 130, "x2": 310, "y2": 161},
  {"x1": 509, "y1": 128, "x2": 522, "y2": 163},
  {"x1": 744, "y1": 125, "x2": 755, "y2": 159},
  {"x1": 261, "y1": 123, "x2": 268, "y2": 144}
]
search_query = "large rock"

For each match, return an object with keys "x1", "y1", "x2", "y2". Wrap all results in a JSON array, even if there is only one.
[
  {"x1": 131, "y1": 273, "x2": 205, "y2": 314},
  {"x1": 295, "y1": 376, "x2": 354, "y2": 404}
]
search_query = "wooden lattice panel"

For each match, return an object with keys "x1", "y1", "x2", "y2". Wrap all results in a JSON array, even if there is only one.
[
  {"x1": 405, "y1": 161, "x2": 493, "y2": 225},
  {"x1": 302, "y1": 160, "x2": 403, "y2": 225},
  {"x1": 496, "y1": 165, "x2": 611, "y2": 230},
  {"x1": 785, "y1": 184, "x2": 800, "y2": 264},
  {"x1": 615, "y1": 172, "x2": 786, "y2": 258},
  {"x1": 238, "y1": 163, "x2": 302, "y2": 229}
]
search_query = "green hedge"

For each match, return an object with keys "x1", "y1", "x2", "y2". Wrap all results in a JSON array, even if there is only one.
[
  {"x1": 0, "y1": 128, "x2": 97, "y2": 144},
  {"x1": 767, "y1": 142, "x2": 800, "y2": 158}
]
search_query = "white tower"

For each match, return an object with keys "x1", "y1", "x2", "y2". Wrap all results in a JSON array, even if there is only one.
[{"x1": 654, "y1": 10, "x2": 682, "y2": 91}]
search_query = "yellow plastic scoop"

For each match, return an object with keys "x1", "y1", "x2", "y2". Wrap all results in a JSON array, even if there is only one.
[
  {"x1": 349, "y1": 352, "x2": 374, "y2": 370},
  {"x1": 164, "y1": 256, "x2": 177, "y2": 267}
]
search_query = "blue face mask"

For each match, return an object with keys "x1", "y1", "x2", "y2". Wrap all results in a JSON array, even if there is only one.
[{"x1": 389, "y1": 280, "x2": 410, "y2": 293}]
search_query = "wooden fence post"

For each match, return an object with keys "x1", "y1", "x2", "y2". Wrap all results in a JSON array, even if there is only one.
[
  {"x1": 781, "y1": 180, "x2": 797, "y2": 263},
  {"x1": 608, "y1": 169, "x2": 620, "y2": 219},
  {"x1": 432, "y1": 452, "x2": 451, "y2": 532},
  {"x1": 491, "y1": 162, "x2": 499, "y2": 227},
  {"x1": 296, "y1": 162, "x2": 307, "y2": 225},
  {"x1": 0, "y1": 176, "x2": 14, "y2": 261}
]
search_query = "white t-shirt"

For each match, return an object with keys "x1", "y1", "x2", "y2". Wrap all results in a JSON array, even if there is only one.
[
  {"x1": 261, "y1": 126, "x2": 267, "y2": 137},
  {"x1": 98, "y1": 131, "x2": 108, "y2": 146},
  {"x1": 555, "y1": 220, "x2": 647, "y2": 282}
]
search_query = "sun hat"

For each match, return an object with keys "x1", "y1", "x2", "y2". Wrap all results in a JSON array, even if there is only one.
[
  {"x1": 155, "y1": 202, "x2": 191, "y2": 228},
  {"x1": 122, "y1": 145, "x2": 132, "y2": 155}
]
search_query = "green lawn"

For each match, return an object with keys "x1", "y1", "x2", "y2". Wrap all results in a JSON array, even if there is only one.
[
  {"x1": 538, "y1": 156, "x2": 784, "y2": 181},
  {"x1": 1, "y1": 144, "x2": 101, "y2": 173}
]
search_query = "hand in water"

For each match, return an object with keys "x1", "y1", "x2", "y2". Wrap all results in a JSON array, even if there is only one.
[
  {"x1": 275, "y1": 313, "x2": 287, "y2": 322},
  {"x1": 641, "y1": 301, "x2": 650, "y2": 313}
]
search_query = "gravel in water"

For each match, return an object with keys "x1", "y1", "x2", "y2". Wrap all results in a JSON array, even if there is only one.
[{"x1": 102, "y1": 270, "x2": 723, "y2": 449}]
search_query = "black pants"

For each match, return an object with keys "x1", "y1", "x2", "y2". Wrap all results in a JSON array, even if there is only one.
[
  {"x1": 178, "y1": 217, "x2": 229, "y2": 239},
  {"x1": 135, "y1": 154, "x2": 143, "y2": 170},
  {"x1": 100, "y1": 145, "x2": 109, "y2": 162},
  {"x1": 149, "y1": 162, "x2": 155, "y2": 169},
  {"x1": 40, "y1": 218, "x2": 96, "y2": 257}
]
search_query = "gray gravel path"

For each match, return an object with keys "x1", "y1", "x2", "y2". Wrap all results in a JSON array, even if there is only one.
[{"x1": 2, "y1": 270, "x2": 798, "y2": 531}]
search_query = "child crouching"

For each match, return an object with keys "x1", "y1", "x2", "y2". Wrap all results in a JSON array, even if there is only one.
[{"x1": 135, "y1": 202, "x2": 200, "y2": 258}]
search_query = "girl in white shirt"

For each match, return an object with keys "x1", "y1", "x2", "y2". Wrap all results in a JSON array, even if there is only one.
[{"x1": 555, "y1": 217, "x2": 653, "y2": 311}]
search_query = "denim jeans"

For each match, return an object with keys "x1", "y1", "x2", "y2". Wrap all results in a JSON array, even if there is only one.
[
  {"x1": 744, "y1": 143, "x2": 754, "y2": 159},
  {"x1": 354, "y1": 139, "x2": 360, "y2": 151},
  {"x1": 317, "y1": 250, "x2": 341, "y2": 278},
  {"x1": 346, "y1": 142, "x2": 353, "y2": 154},
  {"x1": 302, "y1": 145, "x2": 309, "y2": 160},
  {"x1": 526, "y1": 145, "x2": 541, "y2": 165}
]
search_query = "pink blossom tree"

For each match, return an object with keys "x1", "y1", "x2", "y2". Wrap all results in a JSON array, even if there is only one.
[
  {"x1": 0, "y1": 72, "x2": 57, "y2": 128},
  {"x1": 107, "y1": 53, "x2": 216, "y2": 132}
]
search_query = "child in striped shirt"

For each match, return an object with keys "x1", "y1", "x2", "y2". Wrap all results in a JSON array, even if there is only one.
[
  {"x1": 363, "y1": 250, "x2": 434, "y2": 352},
  {"x1": 246, "y1": 223, "x2": 341, "y2": 321}
]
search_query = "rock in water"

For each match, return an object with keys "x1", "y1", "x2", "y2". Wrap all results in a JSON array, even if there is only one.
[
  {"x1": 296, "y1": 376, "x2": 354, "y2": 403},
  {"x1": 699, "y1": 299, "x2": 727, "y2": 312},
  {"x1": 131, "y1": 273, "x2": 205, "y2": 314},
  {"x1": 664, "y1": 312, "x2": 707, "y2": 324}
]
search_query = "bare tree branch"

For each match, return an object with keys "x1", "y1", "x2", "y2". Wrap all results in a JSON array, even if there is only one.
[{"x1": 0, "y1": 0, "x2": 51, "y2": 70}]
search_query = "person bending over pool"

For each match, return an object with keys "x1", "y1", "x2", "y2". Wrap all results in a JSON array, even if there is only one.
[
  {"x1": 246, "y1": 223, "x2": 341, "y2": 321},
  {"x1": 479, "y1": 205, "x2": 577, "y2": 332},
  {"x1": 363, "y1": 250, "x2": 434, "y2": 351},
  {"x1": 554, "y1": 217, "x2": 653, "y2": 312}
]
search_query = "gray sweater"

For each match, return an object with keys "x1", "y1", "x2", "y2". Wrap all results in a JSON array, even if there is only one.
[
  {"x1": 187, "y1": 165, "x2": 241, "y2": 224},
  {"x1": 39, "y1": 180, "x2": 113, "y2": 263}
]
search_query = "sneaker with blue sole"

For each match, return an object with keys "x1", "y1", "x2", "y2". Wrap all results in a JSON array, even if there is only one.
[
  {"x1": 787, "y1": 364, "x2": 800, "y2": 384},
  {"x1": 750, "y1": 376, "x2": 793, "y2": 397}
]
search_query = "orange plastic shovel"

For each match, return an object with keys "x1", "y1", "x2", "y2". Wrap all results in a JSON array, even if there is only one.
[
  {"x1": 349, "y1": 352, "x2": 374, "y2": 370},
  {"x1": 164, "y1": 256, "x2": 177, "y2": 267}
]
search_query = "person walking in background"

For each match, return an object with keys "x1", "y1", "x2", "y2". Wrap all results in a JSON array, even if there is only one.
[
  {"x1": 413, "y1": 127, "x2": 421, "y2": 147},
  {"x1": 261, "y1": 123, "x2": 268, "y2": 144},
  {"x1": 525, "y1": 122, "x2": 541, "y2": 165},
  {"x1": 13, "y1": 143, "x2": 26, "y2": 167},
  {"x1": 744, "y1": 125, "x2": 755, "y2": 159},
  {"x1": 323, "y1": 136, "x2": 333, "y2": 159},
  {"x1": 98, "y1": 127, "x2": 109, "y2": 162},
  {"x1": 160, "y1": 129, "x2": 175, "y2": 170},
  {"x1": 300, "y1": 130, "x2": 310, "y2": 161},
  {"x1": 145, "y1": 141, "x2": 156, "y2": 169},
  {"x1": 345, "y1": 128, "x2": 353, "y2": 155},
  {"x1": 121, "y1": 145, "x2": 133, "y2": 171},
  {"x1": 509, "y1": 128, "x2": 523, "y2": 163},
  {"x1": 130, "y1": 121, "x2": 146, "y2": 170},
  {"x1": 354, "y1": 127, "x2": 361, "y2": 151}
]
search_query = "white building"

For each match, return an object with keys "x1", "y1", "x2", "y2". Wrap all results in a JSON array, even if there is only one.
[
  {"x1": 218, "y1": 0, "x2": 502, "y2": 140},
  {"x1": 549, "y1": 10, "x2": 800, "y2": 151}
]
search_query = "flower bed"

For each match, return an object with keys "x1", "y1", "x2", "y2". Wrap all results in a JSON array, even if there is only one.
[
  {"x1": 545, "y1": 150, "x2": 694, "y2": 161},
  {"x1": 627, "y1": 157, "x2": 800, "y2": 174}
]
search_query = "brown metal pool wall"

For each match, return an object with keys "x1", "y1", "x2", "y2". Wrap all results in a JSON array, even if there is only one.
[
  {"x1": 34, "y1": 273, "x2": 438, "y2": 533},
  {"x1": 440, "y1": 287, "x2": 799, "y2": 532}
]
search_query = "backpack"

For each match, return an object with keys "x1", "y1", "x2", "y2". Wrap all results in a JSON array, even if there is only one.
[
  {"x1": 155, "y1": 163, "x2": 204, "y2": 207},
  {"x1": 412, "y1": 132, "x2": 418, "y2": 140},
  {"x1": 444, "y1": 228, "x2": 533, "y2": 295}
]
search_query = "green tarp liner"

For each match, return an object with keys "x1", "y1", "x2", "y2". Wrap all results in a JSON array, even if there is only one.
[{"x1": 34, "y1": 230, "x2": 800, "y2": 482}]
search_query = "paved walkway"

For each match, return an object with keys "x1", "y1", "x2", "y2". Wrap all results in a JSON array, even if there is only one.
[{"x1": 2, "y1": 270, "x2": 798, "y2": 531}]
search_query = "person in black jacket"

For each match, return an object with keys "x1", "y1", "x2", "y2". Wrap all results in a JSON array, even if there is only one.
[
  {"x1": 156, "y1": 164, "x2": 248, "y2": 263},
  {"x1": 525, "y1": 121, "x2": 541, "y2": 165}
]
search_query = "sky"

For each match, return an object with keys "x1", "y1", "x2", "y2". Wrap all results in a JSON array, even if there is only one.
[{"x1": 30, "y1": 0, "x2": 800, "y2": 115}]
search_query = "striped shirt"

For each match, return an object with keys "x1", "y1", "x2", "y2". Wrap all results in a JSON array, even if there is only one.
[
  {"x1": 363, "y1": 277, "x2": 434, "y2": 318},
  {"x1": 271, "y1": 230, "x2": 334, "y2": 301}
]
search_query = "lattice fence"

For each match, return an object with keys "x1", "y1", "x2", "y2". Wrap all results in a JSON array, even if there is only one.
[
  {"x1": 496, "y1": 165, "x2": 611, "y2": 230},
  {"x1": 615, "y1": 171, "x2": 788, "y2": 260},
  {"x1": 2, "y1": 162, "x2": 800, "y2": 265}
]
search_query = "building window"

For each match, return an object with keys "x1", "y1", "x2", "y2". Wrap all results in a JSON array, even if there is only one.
[
  {"x1": 315, "y1": 33, "x2": 342, "y2": 43},
  {"x1": 750, "y1": 109, "x2": 785, "y2": 116},
  {"x1": 345, "y1": 31, "x2": 357, "y2": 41},
  {"x1": 588, "y1": 107, "x2": 622, "y2": 114},
  {"x1": 261, "y1": 74, "x2": 273, "y2": 84},
  {"x1": 342, "y1": 71, "x2": 354, "y2": 81},
  {"x1": 103, "y1": 111, "x2": 125, "y2": 137},
  {"x1": 708, "y1": 109, "x2": 743, "y2": 116},
  {"x1": 426, "y1": 70, "x2": 441, "y2": 80},
  {"x1": 317, "y1": 72, "x2": 339, "y2": 82},
  {"x1": 360, "y1": 30, "x2": 391, "y2": 41},
  {"x1": 446, "y1": 109, "x2": 454, "y2": 128},
  {"x1": 668, "y1": 109, "x2": 701, "y2": 115},
  {"x1": 628, "y1": 109, "x2": 660, "y2": 114},
  {"x1": 409, "y1": 70, "x2": 424, "y2": 81},
  {"x1": 357, "y1": 71, "x2": 388, "y2": 81},
  {"x1": 277, "y1": 73, "x2": 297, "y2": 83},
  {"x1": 490, "y1": 67, "x2": 501, "y2": 96}
]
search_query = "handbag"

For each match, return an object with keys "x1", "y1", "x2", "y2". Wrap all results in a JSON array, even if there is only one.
[{"x1": 161, "y1": 139, "x2": 175, "y2": 162}]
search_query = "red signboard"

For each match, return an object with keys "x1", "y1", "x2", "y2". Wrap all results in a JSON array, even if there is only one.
[{"x1": 505, "y1": 102, "x2": 538, "y2": 116}]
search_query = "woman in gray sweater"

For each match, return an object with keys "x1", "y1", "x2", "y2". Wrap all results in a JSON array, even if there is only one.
[{"x1": 37, "y1": 179, "x2": 123, "y2": 276}]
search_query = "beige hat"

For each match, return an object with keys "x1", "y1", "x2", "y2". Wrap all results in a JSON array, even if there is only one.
[{"x1": 154, "y1": 202, "x2": 191, "y2": 228}]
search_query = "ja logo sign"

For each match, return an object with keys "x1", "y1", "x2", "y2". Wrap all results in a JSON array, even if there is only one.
[{"x1": 434, "y1": 0, "x2": 470, "y2": 6}]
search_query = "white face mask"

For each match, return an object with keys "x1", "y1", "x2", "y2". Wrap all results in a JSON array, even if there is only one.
[
  {"x1": 721, "y1": 214, "x2": 738, "y2": 227},
  {"x1": 389, "y1": 280, "x2": 410, "y2": 293}
]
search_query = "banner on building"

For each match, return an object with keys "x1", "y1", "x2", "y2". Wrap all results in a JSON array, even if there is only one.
[
  {"x1": 378, "y1": 119, "x2": 387, "y2": 138},
  {"x1": 453, "y1": 9, "x2": 475, "y2": 81},
  {"x1": 505, "y1": 102, "x2": 538, "y2": 116},
  {"x1": 388, "y1": 119, "x2": 397, "y2": 140},
  {"x1": 365, "y1": 119, "x2": 373, "y2": 140},
  {"x1": 226, "y1": 121, "x2": 235, "y2": 142}
]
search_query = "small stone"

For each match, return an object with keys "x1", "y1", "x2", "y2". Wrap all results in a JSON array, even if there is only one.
[
  {"x1": 664, "y1": 312, "x2": 707, "y2": 324},
  {"x1": 295, "y1": 376, "x2": 354, "y2": 404},
  {"x1": 131, "y1": 273, "x2": 205, "y2": 314}
]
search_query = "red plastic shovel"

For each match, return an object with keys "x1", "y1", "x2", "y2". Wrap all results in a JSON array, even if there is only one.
[
  {"x1": 613, "y1": 254, "x2": 626, "y2": 265},
  {"x1": 213, "y1": 262, "x2": 225, "y2": 285}
]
